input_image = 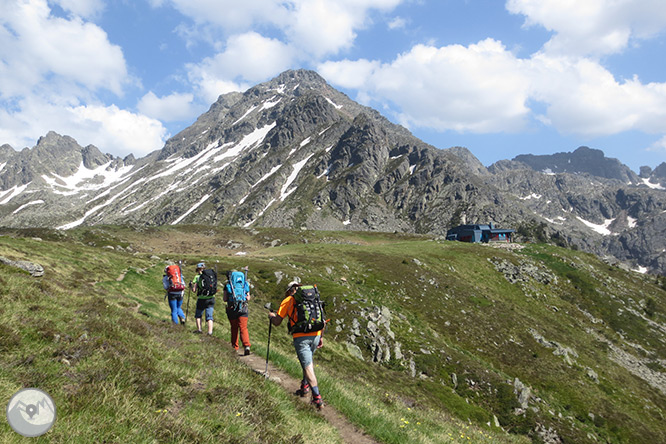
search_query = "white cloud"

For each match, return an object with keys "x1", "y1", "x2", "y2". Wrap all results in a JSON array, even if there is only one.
[
  {"x1": 0, "y1": 97, "x2": 166, "y2": 157},
  {"x1": 137, "y1": 91, "x2": 196, "y2": 122},
  {"x1": 283, "y1": 0, "x2": 404, "y2": 58},
  {"x1": 0, "y1": 104, "x2": 155, "y2": 157},
  {"x1": 648, "y1": 135, "x2": 666, "y2": 153},
  {"x1": 286, "y1": 1, "x2": 363, "y2": 58},
  {"x1": 187, "y1": 32, "x2": 295, "y2": 102},
  {"x1": 507, "y1": 0, "x2": 666, "y2": 57},
  {"x1": 157, "y1": 0, "x2": 403, "y2": 58},
  {"x1": 322, "y1": 39, "x2": 532, "y2": 133},
  {"x1": 0, "y1": 0, "x2": 128, "y2": 97},
  {"x1": 154, "y1": 0, "x2": 288, "y2": 32},
  {"x1": 70, "y1": 104, "x2": 167, "y2": 156},
  {"x1": 527, "y1": 54, "x2": 666, "y2": 137},
  {"x1": 52, "y1": 0, "x2": 105, "y2": 19},
  {"x1": 322, "y1": 36, "x2": 666, "y2": 140},
  {"x1": 0, "y1": 1, "x2": 160, "y2": 158},
  {"x1": 318, "y1": 59, "x2": 380, "y2": 89},
  {"x1": 388, "y1": 16, "x2": 407, "y2": 30}
]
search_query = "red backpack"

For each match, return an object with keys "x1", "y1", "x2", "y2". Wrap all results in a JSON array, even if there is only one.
[{"x1": 166, "y1": 265, "x2": 185, "y2": 292}]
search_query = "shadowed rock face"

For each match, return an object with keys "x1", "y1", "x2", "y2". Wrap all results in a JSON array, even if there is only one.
[
  {"x1": 512, "y1": 146, "x2": 640, "y2": 183},
  {"x1": 1, "y1": 69, "x2": 665, "y2": 274}
]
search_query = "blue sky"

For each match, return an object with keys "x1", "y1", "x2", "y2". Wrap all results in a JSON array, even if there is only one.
[{"x1": 1, "y1": 0, "x2": 666, "y2": 172}]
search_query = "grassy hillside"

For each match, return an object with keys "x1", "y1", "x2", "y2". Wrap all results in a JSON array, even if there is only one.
[{"x1": 1, "y1": 225, "x2": 664, "y2": 443}]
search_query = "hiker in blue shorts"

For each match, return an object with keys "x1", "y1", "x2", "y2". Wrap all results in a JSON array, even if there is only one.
[{"x1": 189, "y1": 262, "x2": 217, "y2": 335}]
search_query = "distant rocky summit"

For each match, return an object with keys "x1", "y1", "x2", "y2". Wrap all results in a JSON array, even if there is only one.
[
  {"x1": 512, "y1": 146, "x2": 640, "y2": 183},
  {"x1": 0, "y1": 69, "x2": 665, "y2": 274}
]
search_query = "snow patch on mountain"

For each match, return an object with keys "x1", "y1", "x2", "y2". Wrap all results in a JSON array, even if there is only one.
[
  {"x1": 124, "y1": 181, "x2": 183, "y2": 214},
  {"x1": 238, "y1": 164, "x2": 283, "y2": 205},
  {"x1": 12, "y1": 200, "x2": 44, "y2": 214},
  {"x1": 41, "y1": 161, "x2": 133, "y2": 196},
  {"x1": 576, "y1": 216, "x2": 616, "y2": 236},
  {"x1": 641, "y1": 178, "x2": 665, "y2": 190},
  {"x1": 325, "y1": 97, "x2": 342, "y2": 109},
  {"x1": 0, "y1": 184, "x2": 30, "y2": 205},
  {"x1": 172, "y1": 194, "x2": 211, "y2": 225},
  {"x1": 244, "y1": 198, "x2": 276, "y2": 227},
  {"x1": 280, "y1": 154, "x2": 314, "y2": 202},
  {"x1": 59, "y1": 176, "x2": 150, "y2": 229},
  {"x1": 261, "y1": 96, "x2": 281, "y2": 110},
  {"x1": 544, "y1": 216, "x2": 566, "y2": 225},
  {"x1": 232, "y1": 105, "x2": 258, "y2": 126},
  {"x1": 213, "y1": 123, "x2": 276, "y2": 163},
  {"x1": 86, "y1": 165, "x2": 147, "y2": 204}
]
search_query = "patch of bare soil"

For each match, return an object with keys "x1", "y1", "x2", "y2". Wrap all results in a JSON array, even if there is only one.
[
  {"x1": 238, "y1": 351, "x2": 380, "y2": 444},
  {"x1": 126, "y1": 231, "x2": 252, "y2": 257}
]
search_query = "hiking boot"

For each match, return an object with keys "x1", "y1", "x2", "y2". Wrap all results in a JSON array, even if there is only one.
[
  {"x1": 178, "y1": 316, "x2": 186, "y2": 324},
  {"x1": 244, "y1": 347, "x2": 251, "y2": 356},
  {"x1": 296, "y1": 381, "x2": 310, "y2": 397},
  {"x1": 193, "y1": 330, "x2": 202, "y2": 334},
  {"x1": 311, "y1": 394, "x2": 323, "y2": 410}
]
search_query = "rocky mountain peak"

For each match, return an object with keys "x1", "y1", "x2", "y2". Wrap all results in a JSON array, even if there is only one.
[
  {"x1": 1, "y1": 69, "x2": 665, "y2": 275},
  {"x1": 0, "y1": 144, "x2": 14, "y2": 163},
  {"x1": 274, "y1": 69, "x2": 328, "y2": 89},
  {"x1": 81, "y1": 144, "x2": 112, "y2": 169},
  {"x1": 512, "y1": 146, "x2": 639, "y2": 183},
  {"x1": 653, "y1": 162, "x2": 666, "y2": 179},
  {"x1": 445, "y1": 146, "x2": 489, "y2": 176}
]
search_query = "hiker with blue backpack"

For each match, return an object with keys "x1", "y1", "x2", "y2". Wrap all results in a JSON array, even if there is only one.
[
  {"x1": 223, "y1": 267, "x2": 252, "y2": 355},
  {"x1": 163, "y1": 263, "x2": 186, "y2": 325},
  {"x1": 189, "y1": 262, "x2": 217, "y2": 335},
  {"x1": 268, "y1": 281, "x2": 327, "y2": 409}
]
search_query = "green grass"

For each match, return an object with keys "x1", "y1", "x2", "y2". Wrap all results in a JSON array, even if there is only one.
[
  {"x1": 0, "y1": 236, "x2": 343, "y2": 444},
  {"x1": 1, "y1": 226, "x2": 665, "y2": 444}
]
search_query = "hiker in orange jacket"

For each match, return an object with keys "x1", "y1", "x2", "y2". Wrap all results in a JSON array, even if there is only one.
[{"x1": 268, "y1": 281, "x2": 324, "y2": 409}]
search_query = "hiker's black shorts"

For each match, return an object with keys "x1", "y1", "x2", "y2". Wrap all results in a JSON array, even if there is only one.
[{"x1": 195, "y1": 297, "x2": 215, "y2": 321}]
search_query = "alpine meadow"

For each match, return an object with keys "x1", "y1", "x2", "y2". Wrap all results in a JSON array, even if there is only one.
[{"x1": 0, "y1": 225, "x2": 664, "y2": 443}]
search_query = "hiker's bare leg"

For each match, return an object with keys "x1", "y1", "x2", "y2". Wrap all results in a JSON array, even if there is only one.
[
  {"x1": 304, "y1": 363, "x2": 318, "y2": 388},
  {"x1": 207, "y1": 319, "x2": 213, "y2": 334},
  {"x1": 196, "y1": 318, "x2": 202, "y2": 331}
]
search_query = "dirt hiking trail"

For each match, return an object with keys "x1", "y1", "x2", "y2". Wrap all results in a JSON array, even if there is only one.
[{"x1": 238, "y1": 351, "x2": 379, "y2": 444}]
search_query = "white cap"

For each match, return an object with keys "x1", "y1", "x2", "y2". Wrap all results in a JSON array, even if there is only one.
[{"x1": 286, "y1": 280, "x2": 300, "y2": 290}]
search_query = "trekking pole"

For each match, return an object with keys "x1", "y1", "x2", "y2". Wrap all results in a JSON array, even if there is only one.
[
  {"x1": 264, "y1": 302, "x2": 273, "y2": 378},
  {"x1": 243, "y1": 266, "x2": 250, "y2": 310},
  {"x1": 179, "y1": 260, "x2": 186, "y2": 326}
]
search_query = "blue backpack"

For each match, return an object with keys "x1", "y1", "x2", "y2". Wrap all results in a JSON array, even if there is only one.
[{"x1": 225, "y1": 271, "x2": 249, "y2": 313}]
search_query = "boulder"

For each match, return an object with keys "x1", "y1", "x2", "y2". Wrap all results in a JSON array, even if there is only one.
[{"x1": 0, "y1": 256, "x2": 44, "y2": 277}]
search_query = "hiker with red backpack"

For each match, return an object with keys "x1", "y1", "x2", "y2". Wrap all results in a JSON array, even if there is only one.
[
  {"x1": 163, "y1": 263, "x2": 186, "y2": 324},
  {"x1": 189, "y1": 262, "x2": 217, "y2": 335},
  {"x1": 223, "y1": 267, "x2": 252, "y2": 355},
  {"x1": 268, "y1": 281, "x2": 326, "y2": 409}
]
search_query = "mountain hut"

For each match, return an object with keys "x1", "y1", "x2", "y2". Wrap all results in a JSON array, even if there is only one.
[{"x1": 445, "y1": 222, "x2": 514, "y2": 243}]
